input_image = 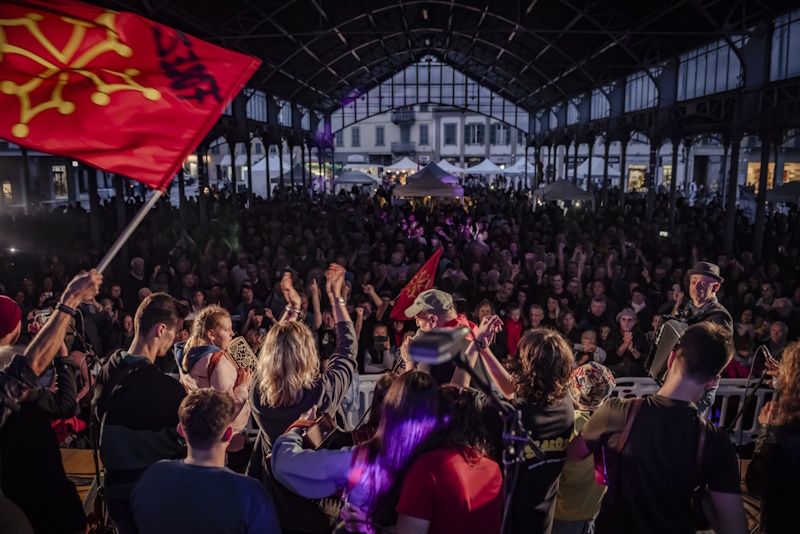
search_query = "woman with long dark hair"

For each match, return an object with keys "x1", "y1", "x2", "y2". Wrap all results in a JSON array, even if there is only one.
[
  {"x1": 270, "y1": 372, "x2": 503, "y2": 534},
  {"x1": 746, "y1": 341, "x2": 800, "y2": 532},
  {"x1": 174, "y1": 304, "x2": 253, "y2": 472},
  {"x1": 270, "y1": 371, "x2": 441, "y2": 531},
  {"x1": 249, "y1": 265, "x2": 356, "y2": 534}
]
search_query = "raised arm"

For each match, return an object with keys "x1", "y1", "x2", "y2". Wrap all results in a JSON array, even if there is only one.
[
  {"x1": 26, "y1": 271, "x2": 103, "y2": 376},
  {"x1": 450, "y1": 316, "x2": 513, "y2": 398},
  {"x1": 308, "y1": 280, "x2": 323, "y2": 330}
]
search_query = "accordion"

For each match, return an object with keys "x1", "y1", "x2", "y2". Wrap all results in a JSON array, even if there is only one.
[{"x1": 644, "y1": 316, "x2": 689, "y2": 386}]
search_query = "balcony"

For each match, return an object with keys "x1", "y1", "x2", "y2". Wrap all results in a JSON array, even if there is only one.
[
  {"x1": 391, "y1": 110, "x2": 416, "y2": 123},
  {"x1": 391, "y1": 141, "x2": 416, "y2": 154}
]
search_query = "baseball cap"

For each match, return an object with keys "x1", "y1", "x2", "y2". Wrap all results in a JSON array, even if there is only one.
[
  {"x1": 404, "y1": 289, "x2": 454, "y2": 318},
  {"x1": 569, "y1": 362, "x2": 616, "y2": 409},
  {"x1": 0, "y1": 296, "x2": 22, "y2": 339}
]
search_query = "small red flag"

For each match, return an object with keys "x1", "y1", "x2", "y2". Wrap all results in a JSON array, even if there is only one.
[
  {"x1": 391, "y1": 247, "x2": 444, "y2": 321},
  {"x1": 0, "y1": 0, "x2": 260, "y2": 190}
]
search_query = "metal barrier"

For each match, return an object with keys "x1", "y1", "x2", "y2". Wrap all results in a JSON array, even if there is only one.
[
  {"x1": 613, "y1": 377, "x2": 774, "y2": 446},
  {"x1": 192, "y1": 373, "x2": 772, "y2": 447}
]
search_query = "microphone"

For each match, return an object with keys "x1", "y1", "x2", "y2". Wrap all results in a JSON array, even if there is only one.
[{"x1": 409, "y1": 327, "x2": 471, "y2": 365}]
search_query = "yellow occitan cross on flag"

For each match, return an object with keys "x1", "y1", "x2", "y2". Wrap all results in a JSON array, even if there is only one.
[
  {"x1": 403, "y1": 269, "x2": 431, "y2": 300},
  {"x1": 391, "y1": 247, "x2": 443, "y2": 321}
]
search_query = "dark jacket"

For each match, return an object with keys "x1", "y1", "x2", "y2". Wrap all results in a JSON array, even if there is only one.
[
  {"x1": 746, "y1": 423, "x2": 800, "y2": 533},
  {"x1": 0, "y1": 356, "x2": 87, "y2": 534},
  {"x1": 682, "y1": 300, "x2": 733, "y2": 332}
]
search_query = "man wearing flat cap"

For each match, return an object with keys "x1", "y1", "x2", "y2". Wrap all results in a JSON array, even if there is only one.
[
  {"x1": 682, "y1": 262, "x2": 733, "y2": 332},
  {"x1": 681, "y1": 262, "x2": 733, "y2": 416}
]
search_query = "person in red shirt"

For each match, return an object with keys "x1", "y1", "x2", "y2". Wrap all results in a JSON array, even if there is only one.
[
  {"x1": 504, "y1": 303, "x2": 523, "y2": 356},
  {"x1": 395, "y1": 387, "x2": 503, "y2": 534}
]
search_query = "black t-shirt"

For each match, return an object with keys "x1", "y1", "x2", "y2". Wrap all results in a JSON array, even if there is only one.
[
  {"x1": 581, "y1": 395, "x2": 740, "y2": 534},
  {"x1": 475, "y1": 392, "x2": 574, "y2": 534}
]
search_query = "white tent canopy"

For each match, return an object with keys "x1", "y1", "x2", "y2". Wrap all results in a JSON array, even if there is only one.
[
  {"x1": 503, "y1": 158, "x2": 537, "y2": 175},
  {"x1": 436, "y1": 159, "x2": 465, "y2": 175},
  {"x1": 465, "y1": 158, "x2": 503, "y2": 175},
  {"x1": 251, "y1": 155, "x2": 290, "y2": 178},
  {"x1": 385, "y1": 157, "x2": 418, "y2": 173},
  {"x1": 576, "y1": 156, "x2": 621, "y2": 178},
  {"x1": 219, "y1": 155, "x2": 248, "y2": 167},
  {"x1": 533, "y1": 179, "x2": 595, "y2": 201}
]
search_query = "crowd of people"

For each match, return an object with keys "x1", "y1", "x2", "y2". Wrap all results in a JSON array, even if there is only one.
[{"x1": 0, "y1": 183, "x2": 799, "y2": 533}]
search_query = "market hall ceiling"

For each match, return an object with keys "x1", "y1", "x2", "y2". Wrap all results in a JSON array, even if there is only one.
[{"x1": 94, "y1": 0, "x2": 798, "y2": 113}]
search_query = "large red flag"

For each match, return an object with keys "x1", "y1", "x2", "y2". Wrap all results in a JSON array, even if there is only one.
[
  {"x1": 0, "y1": 0, "x2": 260, "y2": 190},
  {"x1": 391, "y1": 247, "x2": 443, "y2": 321}
]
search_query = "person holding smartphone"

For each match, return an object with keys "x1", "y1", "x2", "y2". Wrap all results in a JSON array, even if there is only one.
[{"x1": 363, "y1": 323, "x2": 394, "y2": 374}]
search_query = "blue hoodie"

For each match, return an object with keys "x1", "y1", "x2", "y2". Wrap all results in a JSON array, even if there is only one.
[{"x1": 173, "y1": 342, "x2": 221, "y2": 375}]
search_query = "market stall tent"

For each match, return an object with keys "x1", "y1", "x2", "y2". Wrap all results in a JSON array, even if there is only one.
[{"x1": 385, "y1": 157, "x2": 418, "y2": 173}]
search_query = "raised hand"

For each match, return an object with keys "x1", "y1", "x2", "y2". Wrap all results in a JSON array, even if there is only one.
[
  {"x1": 475, "y1": 315, "x2": 504, "y2": 347},
  {"x1": 281, "y1": 272, "x2": 301, "y2": 309},
  {"x1": 325, "y1": 263, "x2": 346, "y2": 298}
]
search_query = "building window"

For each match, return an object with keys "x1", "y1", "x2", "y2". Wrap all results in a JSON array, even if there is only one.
[
  {"x1": 254, "y1": 143, "x2": 262, "y2": 154},
  {"x1": 591, "y1": 88, "x2": 611, "y2": 120},
  {"x1": 419, "y1": 103, "x2": 429, "y2": 112},
  {"x1": 518, "y1": 129, "x2": 525, "y2": 146},
  {"x1": 464, "y1": 123, "x2": 485, "y2": 145},
  {"x1": 269, "y1": 145, "x2": 277, "y2": 154},
  {"x1": 490, "y1": 124, "x2": 509, "y2": 145},
  {"x1": 444, "y1": 124, "x2": 457, "y2": 145},
  {"x1": 400, "y1": 125, "x2": 411, "y2": 143},
  {"x1": 419, "y1": 124, "x2": 429, "y2": 145},
  {"x1": 771, "y1": 9, "x2": 800, "y2": 81},
  {"x1": 678, "y1": 37, "x2": 743, "y2": 100},
  {"x1": 566, "y1": 100, "x2": 580, "y2": 125},
  {"x1": 352, "y1": 127, "x2": 360, "y2": 147},
  {"x1": 376, "y1": 126, "x2": 384, "y2": 146},
  {"x1": 335, "y1": 132, "x2": 344, "y2": 147},
  {"x1": 625, "y1": 71, "x2": 658, "y2": 112}
]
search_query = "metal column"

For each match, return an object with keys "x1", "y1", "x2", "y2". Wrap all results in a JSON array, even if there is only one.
[
  {"x1": 723, "y1": 135, "x2": 742, "y2": 256},
  {"x1": 752, "y1": 134, "x2": 772, "y2": 262}
]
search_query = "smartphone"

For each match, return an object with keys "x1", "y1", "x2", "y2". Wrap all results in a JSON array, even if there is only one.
[
  {"x1": 373, "y1": 335, "x2": 389, "y2": 350},
  {"x1": 659, "y1": 231, "x2": 669, "y2": 237},
  {"x1": 43, "y1": 291, "x2": 53, "y2": 298},
  {"x1": 258, "y1": 327, "x2": 267, "y2": 338},
  {"x1": 254, "y1": 307, "x2": 265, "y2": 316}
]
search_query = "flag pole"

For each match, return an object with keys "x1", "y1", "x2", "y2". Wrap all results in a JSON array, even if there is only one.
[{"x1": 96, "y1": 190, "x2": 164, "y2": 274}]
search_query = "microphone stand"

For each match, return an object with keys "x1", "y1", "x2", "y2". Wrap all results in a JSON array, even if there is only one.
[
  {"x1": 725, "y1": 346, "x2": 771, "y2": 435},
  {"x1": 73, "y1": 330, "x2": 107, "y2": 533}
]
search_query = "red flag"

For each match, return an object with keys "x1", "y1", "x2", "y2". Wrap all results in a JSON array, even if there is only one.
[
  {"x1": 0, "y1": 0, "x2": 260, "y2": 190},
  {"x1": 391, "y1": 247, "x2": 443, "y2": 321}
]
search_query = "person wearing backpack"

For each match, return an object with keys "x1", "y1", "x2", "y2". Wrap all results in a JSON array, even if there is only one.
[{"x1": 175, "y1": 304, "x2": 253, "y2": 473}]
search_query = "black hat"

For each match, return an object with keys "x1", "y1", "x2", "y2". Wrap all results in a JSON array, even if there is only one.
[{"x1": 687, "y1": 262, "x2": 723, "y2": 284}]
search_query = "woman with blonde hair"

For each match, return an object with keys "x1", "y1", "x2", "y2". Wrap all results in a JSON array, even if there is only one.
[
  {"x1": 248, "y1": 264, "x2": 356, "y2": 534},
  {"x1": 174, "y1": 304, "x2": 253, "y2": 472},
  {"x1": 746, "y1": 341, "x2": 800, "y2": 533}
]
